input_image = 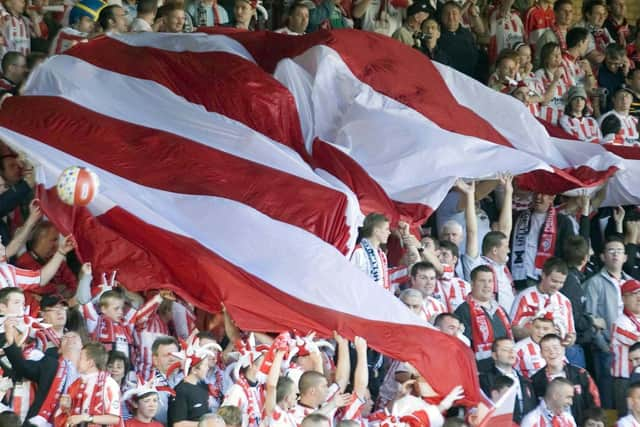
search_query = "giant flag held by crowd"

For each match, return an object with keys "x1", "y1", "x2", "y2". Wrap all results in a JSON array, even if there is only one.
[{"x1": 0, "y1": 29, "x2": 636, "y2": 407}]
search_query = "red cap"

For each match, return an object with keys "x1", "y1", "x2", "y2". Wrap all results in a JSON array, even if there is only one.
[{"x1": 621, "y1": 280, "x2": 640, "y2": 295}]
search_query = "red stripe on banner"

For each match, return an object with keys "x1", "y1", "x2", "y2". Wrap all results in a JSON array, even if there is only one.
[
  {"x1": 65, "y1": 36, "x2": 308, "y2": 159},
  {"x1": 37, "y1": 185, "x2": 480, "y2": 406},
  {"x1": 202, "y1": 29, "x2": 514, "y2": 149},
  {"x1": 312, "y1": 138, "x2": 433, "y2": 226},
  {"x1": 516, "y1": 165, "x2": 618, "y2": 194},
  {"x1": 604, "y1": 144, "x2": 640, "y2": 160},
  {"x1": 0, "y1": 96, "x2": 351, "y2": 252}
]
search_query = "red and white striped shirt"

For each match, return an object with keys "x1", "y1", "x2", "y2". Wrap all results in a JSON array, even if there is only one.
[
  {"x1": 437, "y1": 266, "x2": 471, "y2": 312},
  {"x1": 510, "y1": 288, "x2": 575, "y2": 338},
  {"x1": 0, "y1": 6, "x2": 31, "y2": 57},
  {"x1": 336, "y1": 393, "x2": 367, "y2": 426},
  {"x1": 49, "y1": 26, "x2": 88, "y2": 56},
  {"x1": 488, "y1": 9, "x2": 525, "y2": 63},
  {"x1": 616, "y1": 414, "x2": 640, "y2": 427},
  {"x1": 515, "y1": 336, "x2": 545, "y2": 379},
  {"x1": 421, "y1": 296, "x2": 446, "y2": 323},
  {"x1": 559, "y1": 53, "x2": 585, "y2": 88},
  {"x1": 264, "y1": 404, "x2": 297, "y2": 427},
  {"x1": 598, "y1": 111, "x2": 639, "y2": 146},
  {"x1": 559, "y1": 115, "x2": 601, "y2": 142},
  {"x1": 291, "y1": 383, "x2": 341, "y2": 426},
  {"x1": 610, "y1": 312, "x2": 640, "y2": 378},
  {"x1": 222, "y1": 381, "x2": 266, "y2": 427},
  {"x1": 534, "y1": 69, "x2": 570, "y2": 125},
  {"x1": 0, "y1": 262, "x2": 41, "y2": 290},
  {"x1": 524, "y1": 4, "x2": 555, "y2": 50}
]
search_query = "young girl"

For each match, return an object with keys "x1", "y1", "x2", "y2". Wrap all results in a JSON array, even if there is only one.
[{"x1": 559, "y1": 85, "x2": 602, "y2": 142}]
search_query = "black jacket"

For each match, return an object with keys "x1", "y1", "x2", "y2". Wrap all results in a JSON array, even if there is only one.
[
  {"x1": 0, "y1": 180, "x2": 32, "y2": 247},
  {"x1": 479, "y1": 363, "x2": 537, "y2": 423},
  {"x1": 531, "y1": 364, "x2": 601, "y2": 424},
  {"x1": 560, "y1": 267, "x2": 594, "y2": 345}
]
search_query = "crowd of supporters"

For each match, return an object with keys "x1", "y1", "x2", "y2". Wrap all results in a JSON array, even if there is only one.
[{"x1": 0, "y1": 0, "x2": 637, "y2": 426}]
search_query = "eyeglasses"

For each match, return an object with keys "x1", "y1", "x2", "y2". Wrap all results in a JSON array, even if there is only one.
[
  {"x1": 44, "y1": 306, "x2": 68, "y2": 313},
  {"x1": 606, "y1": 248, "x2": 625, "y2": 255}
]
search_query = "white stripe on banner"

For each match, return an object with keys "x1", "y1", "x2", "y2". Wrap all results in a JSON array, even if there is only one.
[
  {"x1": 0, "y1": 126, "x2": 427, "y2": 328},
  {"x1": 274, "y1": 45, "x2": 553, "y2": 207},
  {"x1": 24, "y1": 54, "x2": 363, "y2": 251}
]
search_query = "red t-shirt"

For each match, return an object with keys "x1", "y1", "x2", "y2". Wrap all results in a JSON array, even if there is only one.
[{"x1": 125, "y1": 419, "x2": 164, "y2": 427}]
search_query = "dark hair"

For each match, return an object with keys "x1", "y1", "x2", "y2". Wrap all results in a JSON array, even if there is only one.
[
  {"x1": 581, "y1": 407, "x2": 607, "y2": 424},
  {"x1": 553, "y1": 0, "x2": 573, "y2": 13},
  {"x1": 482, "y1": 231, "x2": 507, "y2": 255},
  {"x1": 434, "y1": 312, "x2": 460, "y2": 327},
  {"x1": 539, "y1": 42, "x2": 561, "y2": 69},
  {"x1": 83, "y1": 342, "x2": 109, "y2": 370},
  {"x1": 495, "y1": 48, "x2": 519, "y2": 66},
  {"x1": 438, "y1": 240, "x2": 459, "y2": 259},
  {"x1": 152, "y1": 335, "x2": 179, "y2": 356},
  {"x1": 601, "y1": 113, "x2": 622, "y2": 135},
  {"x1": 276, "y1": 376, "x2": 295, "y2": 403},
  {"x1": 563, "y1": 235, "x2": 589, "y2": 267},
  {"x1": 98, "y1": 4, "x2": 122, "y2": 30},
  {"x1": 539, "y1": 333, "x2": 563, "y2": 347},
  {"x1": 107, "y1": 350, "x2": 130, "y2": 383},
  {"x1": 357, "y1": 213, "x2": 389, "y2": 240},
  {"x1": 196, "y1": 330, "x2": 217, "y2": 341},
  {"x1": 421, "y1": 17, "x2": 440, "y2": 32},
  {"x1": 491, "y1": 337, "x2": 513, "y2": 353},
  {"x1": 470, "y1": 264, "x2": 493, "y2": 282},
  {"x1": 542, "y1": 257, "x2": 568, "y2": 276},
  {"x1": 605, "y1": 43, "x2": 626, "y2": 59},
  {"x1": 0, "y1": 287, "x2": 23, "y2": 306},
  {"x1": 1, "y1": 51, "x2": 23, "y2": 73},
  {"x1": 630, "y1": 341, "x2": 640, "y2": 354},
  {"x1": 629, "y1": 382, "x2": 640, "y2": 397},
  {"x1": 566, "y1": 27, "x2": 589, "y2": 49},
  {"x1": 410, "y1": 261, "x2": 436, "y2": 277},
  {"x1": 288, "y1": 1, "x2": 309, "y2": 16},
  {"x1": 137, "y1": 0, "x2": 158, "y2": 14},
  {"x1": 604, "y1": 234, "x2": 626, "y2": 251},
  {"x1": 583, "y1": 0, "x2": 607, "y2": 16},
  {"x1": 156, "y1": 3, "x2": 183, "y2": 20},
  {"x1": 491, "y1": 375, "x2": 515, "y2": 393}
]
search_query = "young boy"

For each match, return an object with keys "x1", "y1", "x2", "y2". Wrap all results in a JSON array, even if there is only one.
[
  {"x1": 514, "y1": 317, "x2": 556, "y2": 379},
  {"x1": 83, "y1": 290, "x2": 135, "y2": 361},
  {"x1": 55, "y1": 342, "x2": 122, "y2": 427},
  {"x1": 123, "y1": 383, "x2": 163, "y2": 427}
]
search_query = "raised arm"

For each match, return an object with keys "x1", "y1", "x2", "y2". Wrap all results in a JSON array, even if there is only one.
[
  {"x1": 333, "y1": 331, "x2": 350, "y2": 392},
  {"x1": 39, "y1": 235, "x2": 75, "y2": 285},
  {"x1": 6, "y1": 199, "x2": 41, "y2": 258},
  {"x1": 263, "y1": 349, "x2": 286, "y2": 417},
  {"x1": 497, "y1": 173, "x2": 514, "y2": 237},
  {"x1": 353, "y1": 336, "x2": 369, "y2": 399},
  {"x1": 455, "y1": 179, "x2": 478, "y2": 259}
]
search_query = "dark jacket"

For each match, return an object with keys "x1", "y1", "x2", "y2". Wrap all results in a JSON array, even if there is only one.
[
  {"x1": 560, "y1": 267, "x2": 594, "y2": 345},
  {"x1": 0, "y1": 180, "x2": 32, "y2": 247},
  {"x1": 531, "y1": 364, "x2": 601, "y2": 424},
  {"x1": 479, "y1": 363, "x2": 537, "y2": 424}
]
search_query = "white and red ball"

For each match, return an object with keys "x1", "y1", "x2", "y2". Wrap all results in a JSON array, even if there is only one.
[{"x1": 56, "y1": 166, "x2": 99, "y2": 207}]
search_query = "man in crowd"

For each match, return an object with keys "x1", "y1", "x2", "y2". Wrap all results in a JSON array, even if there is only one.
[
  {"x1": 520, "y1": 378, "x2": 577, "y2": 427},
  {"x1": 99, "y1": 5, "x2": 130, "y2": 33},
  {"x1": 0, "y1": 52, "x2": 26, "y2": 98},
  {"x1": 275, "y1": 1, "x2": 310, "y2": 35},
  {"x1": 535, "y1": 0, "x2": 574, "y2": 66},
  {"x1": 392, "y1": 1, "x2": 431, "y2": 47},
  {"x1": 438, "y1": 1, "x2": 480, "y2": 79},
  {"x1": 455, "y1": 265, "x2": 512, "y2": 371},
  {"x1": 531, "y1": 334, "x2": 600, "y2": 423},
  {"x1": 515, "y1": 316, "x2": 557, "y2": 379}
]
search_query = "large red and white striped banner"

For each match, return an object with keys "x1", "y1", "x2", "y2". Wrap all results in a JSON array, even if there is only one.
[{"x1": 0, "y1": 30, "x2": 631, "y2": 406}]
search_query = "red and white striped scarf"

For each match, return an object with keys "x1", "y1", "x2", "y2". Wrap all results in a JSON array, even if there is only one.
[
  {"x1": 31, "y1": 358, "x2": 69, "y2": 426},
  {"x1": 467, "y1": 296, "x2": 512, "y2": 360}
]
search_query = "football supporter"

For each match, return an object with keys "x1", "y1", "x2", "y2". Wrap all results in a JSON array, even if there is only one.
[
  {"x1": 0, "y1": 52, "x2": 25, "y2": 98},
  {"x1": 561, "y1": 28, "x2": 597, "y2": 92},
  {"x1": 598, "y1": 44, "x2": 632, "y2": 109},
  {"x1": 604, "y1": 0, "x2": 630, "y2": 46},
  {"x1": 535, "y1": 0, "x2": 574, "y2": 67},
  {"x1": 35, "y1": 293, "x2": 71, "y2": 351},
  {"x1": 350, "y1": 213, "x2": 391, "y2": 291},
  {"x1": 584, "y1": 234, "x2": 633, "y2": 408},
  {"x1": 351, "y1": 0, "x2": 408, "y2": 37},
  {"x1": 49, "y1": 0, "x2": 105, "y2": 55},
  {"x1": 531, "y1": 334, "x2": 600, "y2": 423},
  {"x1": 0, "y1": 0, "x2": 31, "y2": 58},
  {"x1": 438, "y1": 1, "x2": 480, "y2": 79},
  {"x1": 454, "y1": 265, "x2": 512, "y2": 371},
  {"x1": 610, "y1": 280, "x2": 640, "y2": 414},
  {"x1": 408, "y1": 262, "x2": 446, "y2": 322},
  {"x1": 488, "y1": 48, "x2": 520, "y2": 92},
  {"x1": 479, "y1": 337, "x2": 537, "y2": 424},
  {"x1": 149, "y1": 336, "x2": 181, "y2": 425},
  {"x1": 560, "y1": 86, "x2": 602, "y2": 142},
  {"x1": 98, "y1": 4, "x2": 129, "y2": 33},
  {"x1": 156, "y1": 4, "x2": 186, "y2": 32},
  {"x1": 579, "y1": 0, "x2": 614, "y2": 67},
  {"x1": 515, "y1": 316, "x2": 556, "y2": 379},
  {"x1": 598, "y1": 85, "x2": 639, "y2": 145},
  {"x1": 627, "y1": 68, "x2": 640, "y2": 119},
  {"x1": 510, "y1": 257, "x2": 576, "y2": 345},
  {"x1": 520, "y1": 378, "x2": 577, "y2": 427},
  {"x1": 510, "y1": 192, "x2": 576, "y2": 288},
  {"x1": 618, "y1": 382, "x2": 640, "y2": 426},
  {"x1": 391, "y1": 1, "x2": 431, "y2": 48},
  {"x1": 524, "y1": 0, "x2": 555, "y2": 52},
  {"x1": 123, "y1": 383, "x2": 163, "y2": 427},
  {"x1": 274, "y1": 1, "x2": 309, "y2": 35},
  {"x1": 418, "y1": 18, "x2": 451, "y2": 65},
  {"x1": 487, "y1": 0, "x2": 525, "y2": 64},
  {"x1": 436, "y1": 243, "x2": 471, "y2": 312},
  {"x1": 130, "y1": 0, "x2": 158, "y2": 32},
  {"x1": 534, "y1": 42, "x2": 571, "y2": 125},
  {"x1": 54, "y1": 342, "x2": 122, "y2": 427}
]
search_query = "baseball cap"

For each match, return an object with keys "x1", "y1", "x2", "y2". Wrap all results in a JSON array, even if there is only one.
[
  {"x1": 621, "y1": 280, "x2": 640, "y2": 295},
  {"x1": 407, "y1": 1, "x2": 432, "y2": 17},
  {"x1": 40, "y1": 294, "x2": 68, "y2": 310}
]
